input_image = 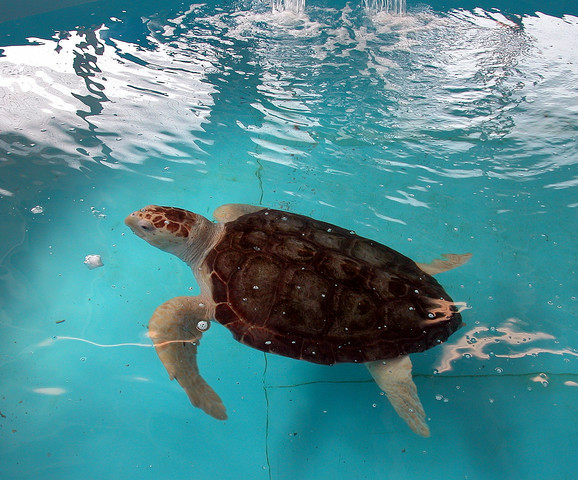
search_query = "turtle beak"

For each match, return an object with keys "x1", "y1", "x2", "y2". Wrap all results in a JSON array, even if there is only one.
[
  {"x1": 125, "y1": 212, "x2": 152, "y2": 239},
  {"x1": 125, "y1": 212, "x2": 139, "y2": 230}
]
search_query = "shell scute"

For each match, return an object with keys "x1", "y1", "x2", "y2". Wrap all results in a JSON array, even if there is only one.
[
  {"x1": 335, "y1": 289, "x2": 378, "y2": 331},
  {"x1": 236, "y1": 230, "x2": 269, "y2": 251},
  {"x1": 212, "y1": 249, "x2": 241, "y2": 280},
  {"x1": 318, "y1": 252, "x2": 364, "y2": 283},
  {"x1": 308, "y1": 228, "x2": 346, "y2": 251},
  {"x1": 228, "y1": 255, "x2": 281, "y2": 327},
  {"x1": 273, "y1": 236, "x2": 317, "y2": 263},
  {"x1": 214, "y1": 302, "x2": 238, "y2": 326},
  {"x1": 270, "y1": 268, "x2": 330, "y2": 336},
  {"x1": 211, "y1": 273, "x2": 229, "y2": 304},
  {"x1": 350, "y1": 239, "x2": 393, "y2": 265}
]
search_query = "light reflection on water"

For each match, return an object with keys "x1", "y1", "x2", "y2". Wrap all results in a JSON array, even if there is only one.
[
  {"x1": 1, "y1": 5, "x2": 575, "y2": 181},
  {"x1": 435, "y1": 317, "x2": 578, "y2": 374}
]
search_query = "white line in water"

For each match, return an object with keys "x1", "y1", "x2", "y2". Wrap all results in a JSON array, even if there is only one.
[{"x1": 54, "y1": 336, "x2": 153, "y2": 348}]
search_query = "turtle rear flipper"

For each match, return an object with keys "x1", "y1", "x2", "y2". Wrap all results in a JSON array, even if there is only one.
[
  {"x1": 366, "y1": 356, "x2": 430, "y2": 437},
  {"x1": 417, "y1": 253, "x2": 472, "y2": 276},
  {"x1": 148, "y1": 296, "x2": 227, "y2": 420}
]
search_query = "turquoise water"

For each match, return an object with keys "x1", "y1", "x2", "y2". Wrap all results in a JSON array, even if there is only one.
[{"x1": 1, "y1": 0, "x2": 577, "y2": 478}]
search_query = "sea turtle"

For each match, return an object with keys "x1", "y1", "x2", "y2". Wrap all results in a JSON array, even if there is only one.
[{"x1": 125, "y1": 203, "x2": 470, "y2": 436}]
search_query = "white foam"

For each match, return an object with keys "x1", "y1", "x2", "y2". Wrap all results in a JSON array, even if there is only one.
[{"x1": 84, "y1": 254, "x2": 104, "y2": 269}]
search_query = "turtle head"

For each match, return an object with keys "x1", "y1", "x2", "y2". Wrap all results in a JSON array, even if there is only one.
[{"x1": 125, "y1": 205, "x2": 218, "y2": 265}]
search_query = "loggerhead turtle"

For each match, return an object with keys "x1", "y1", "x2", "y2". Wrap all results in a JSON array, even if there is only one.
[{"x1": 125, "y1": 204, "x2": 470, "y2": 436}]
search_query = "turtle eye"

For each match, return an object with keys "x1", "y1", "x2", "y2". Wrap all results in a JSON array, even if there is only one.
[{"x1": 138, "y1": 220, "x2": 155, "y2": 232}]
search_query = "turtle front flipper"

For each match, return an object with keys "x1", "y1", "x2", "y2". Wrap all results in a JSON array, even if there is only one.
[
  {"x1": 416, "y1": 253, "x2": 472, "y2": 276},
  {"x1": 213, "y1": 203, "x2": 265, "y2": 223},
  {"x1": 366, "y1": 356, "x2": 430, "y2": 437},
  {"x1": 148, "y1": 296, "x2": 227, "y2": 420}
]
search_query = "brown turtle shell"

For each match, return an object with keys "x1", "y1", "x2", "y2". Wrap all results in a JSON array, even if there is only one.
[{"x1": 204, "y1": 209, "x2": 462, "y2": 365}]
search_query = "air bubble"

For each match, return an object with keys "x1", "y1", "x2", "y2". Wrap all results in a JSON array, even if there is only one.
[{"x1": 495, "y1": 367, "x2": 503, "y2": 374}]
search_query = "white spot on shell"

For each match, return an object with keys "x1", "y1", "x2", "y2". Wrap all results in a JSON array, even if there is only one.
[
  {"x1": 264, "y1": 340, "x2": 272, "y2": 345},
  {"x1": 281, "y1": 216, "x2": 288, "y2": 221},
  {"x1": 84, "y1": 254, "x2": 103, "y2": 269},
  {"x1": 252, "y1": 285, "x2": 260, "y2": 290},
  {"x1": 196, "y1": 320, "x2": 209, "y2": 331},
  {"x1": 327, "y1": 228, "x2": 332, "y2": 232}
]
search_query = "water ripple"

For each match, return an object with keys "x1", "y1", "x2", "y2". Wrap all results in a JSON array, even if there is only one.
[{"x1": 1, "y1": 3, "x2": 576, "y2": 196}]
